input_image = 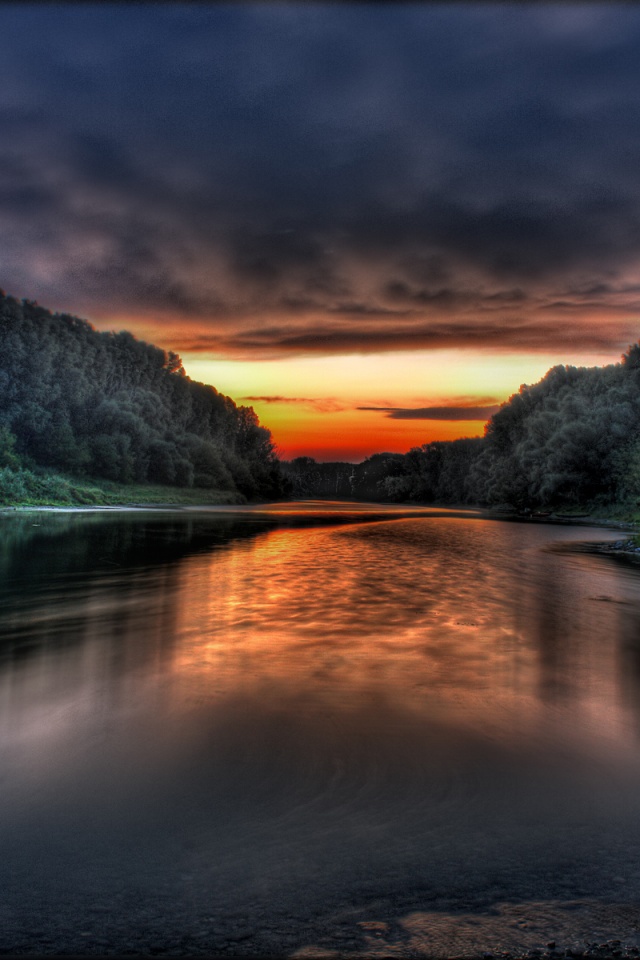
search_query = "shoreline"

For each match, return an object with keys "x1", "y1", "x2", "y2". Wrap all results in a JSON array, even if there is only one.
[
  {"x1": 1, "y1": 500, "x2": 638, "y2": 526},
  {"x1": 568, "y1": 535, "x2": 640, "y2": 561}
]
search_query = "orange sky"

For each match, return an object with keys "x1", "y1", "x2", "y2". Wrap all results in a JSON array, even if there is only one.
[
  {"x1": 182, "y1": 344, "x2": 619, "y2": 462},
  {"x1": 91, "y1": 304, "x2": 635, "y2": 464}
]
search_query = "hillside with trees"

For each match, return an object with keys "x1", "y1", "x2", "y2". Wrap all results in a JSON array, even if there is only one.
[
  {"x1": 283, "y1": 345, "x2": 640, "y2": 513},
  {"x1": 0, "y1": 291, "x2": 287, "y2": 504}
]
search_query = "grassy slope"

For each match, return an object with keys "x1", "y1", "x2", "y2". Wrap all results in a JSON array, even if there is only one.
[{"x1": 0, "y1": 466, "x2": 246, "y2": 507}]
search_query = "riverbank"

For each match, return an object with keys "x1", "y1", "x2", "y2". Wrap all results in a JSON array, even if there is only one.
[
  {"x1": 569, "y1": 535, "x2": 640, "y2": 561},
  {"x1": 3, "y1": 472, "x2": 640, "y2": 535},
  {"x1": 0, "y1": 468, "x2": 246, "y2": 508}
]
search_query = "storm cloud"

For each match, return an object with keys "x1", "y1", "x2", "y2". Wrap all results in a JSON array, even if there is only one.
[{"x1": 2, "y1": 4, "x2": 640, "y2": 357}]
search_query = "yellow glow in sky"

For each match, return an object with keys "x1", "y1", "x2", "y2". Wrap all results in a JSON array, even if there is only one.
[{"x1": 181, "y1": 346, "x2": 617, "y2": 461}]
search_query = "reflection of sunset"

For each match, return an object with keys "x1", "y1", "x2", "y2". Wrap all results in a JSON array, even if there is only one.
[
  {"x1": 4, "y1": 508, "x2": 640, "y2": 957},
  {"x1": 167, "y1": 517, "x2": 635, "y2": 757}
]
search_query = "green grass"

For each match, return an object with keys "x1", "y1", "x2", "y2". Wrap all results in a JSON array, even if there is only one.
[
  {"x1": 0, "y1": 466, "x2": 246, "y2": 508},
  {"x1": 562, "y1": 501, "x2": 640, "y2": 525}
]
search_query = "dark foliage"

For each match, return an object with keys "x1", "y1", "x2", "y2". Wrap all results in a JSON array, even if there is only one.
[
  {"x1": 0, "y1": 291, "x2": 287, "y2": 499},
  {"x1": 281, "y1": 453, "x2": 406, "y2": 502},
  {"x1": 468, "y1": 356, "x2": 640, "y2": 509},
  {"x1": 282, "y1": 444, "x2": 482, "y2": 504}
]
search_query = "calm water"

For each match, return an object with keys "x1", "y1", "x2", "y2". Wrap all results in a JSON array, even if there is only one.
[{"x1": 2, "y1": 503, "x2": 640, "y2": 956}]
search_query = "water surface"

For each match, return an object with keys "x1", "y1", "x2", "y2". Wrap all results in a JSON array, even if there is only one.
[{"x1": 1, "y1": 503, "x2": 639, "y2": 956}]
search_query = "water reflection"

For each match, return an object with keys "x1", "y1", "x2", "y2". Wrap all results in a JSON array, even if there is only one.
[{"x1": 1, "y1": 506, "x2": 640, "y2": 955}]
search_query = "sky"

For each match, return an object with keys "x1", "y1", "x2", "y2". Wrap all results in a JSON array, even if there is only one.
[{"x1": 2, "y1": 3, "x2": 640, "y2": 460}]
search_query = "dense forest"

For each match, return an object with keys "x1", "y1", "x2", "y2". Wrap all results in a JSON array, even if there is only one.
[
  {"x1": 283, "y1": 345, "x2": 640, "y2": 512},
  {"x1": 0, "y1": 291, "x2": 287, "y2": 502}
]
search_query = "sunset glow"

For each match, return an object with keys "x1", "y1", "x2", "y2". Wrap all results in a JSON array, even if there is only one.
[{"x1": 182, "y1": 346, "x2": 618, "y2": 460}]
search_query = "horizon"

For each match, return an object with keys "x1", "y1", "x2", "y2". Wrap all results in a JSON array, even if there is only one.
[
  {"x1": 8, "y1": 283, "x2": 634, "y2": 464},
  {"x1": 2, "y1": 4, "x2": 640, "y2": 459}
]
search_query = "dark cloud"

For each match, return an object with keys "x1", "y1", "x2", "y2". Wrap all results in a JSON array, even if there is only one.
[
  {"x1": 186, "y1": 318, "x2": 633, "y2": 360},
  {"x1": 358, "y1": 405, "x2": 502, "y2": 421},
  {"x1": 2, "y1": 5, "x2": 640, "y2": 355},
  {"x1": 242, "y1": 396, "x2": 304, "y2": 403}
]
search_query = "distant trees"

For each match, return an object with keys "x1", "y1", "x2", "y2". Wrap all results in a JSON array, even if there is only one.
[
  {"x1": 281, "y1": 457, "x2": 356, "y2": 498},
  {"x1": 281, "y1": 448, "x2": 477, "y2": 503},
  {"x1": 0, "y1": 291, "x2": 287, "y2": 499}
]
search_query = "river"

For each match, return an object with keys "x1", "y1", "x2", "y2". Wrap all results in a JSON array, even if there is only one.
[{"x1": 1, "y1": 502, "x2": 640, "y2": 957}]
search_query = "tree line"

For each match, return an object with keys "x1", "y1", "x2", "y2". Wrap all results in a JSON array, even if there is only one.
[
  {"x1": 283, "y1": 345, "x2": 640, "y2": 511},
  {"x1": 0, "y1": 290, "x2": 287, "y2": 499}
]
